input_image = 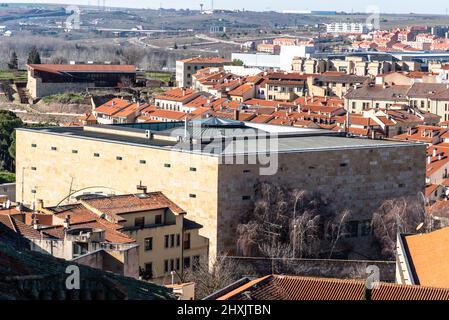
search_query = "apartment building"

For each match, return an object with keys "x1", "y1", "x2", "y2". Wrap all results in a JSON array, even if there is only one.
[
  {"x1": 94, "y1": 98, "x2": 149, "y2": 124},
  {"x1": 154, "y1": 88, "x2": 202, "y2": 111},
  {"x1": 176, "y1": 57, "x2": 230, "y2": 88},
  {"x1": 345, "y1": 83, "x2": 449, "y2": 119},
  {"x1": 262, "y1": 72, "x2": 308, "y2": 101},
  {"x1": 326, "y1": 22, "x2": 372, "y2": 34},
  {"x1": 16, "y1": 119, "x2": 425, "y2": 259},
  {"x1": 308, "y1": 73, "x2": 368, "y2": 98}
]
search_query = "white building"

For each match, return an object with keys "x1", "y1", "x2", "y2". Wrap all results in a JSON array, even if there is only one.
[
  {"x1": 326, "y1": 22, "x2": 373, "y2": 34},
  {"x1": 232, "y1": 44, "x2": 315, "y2": 71}
]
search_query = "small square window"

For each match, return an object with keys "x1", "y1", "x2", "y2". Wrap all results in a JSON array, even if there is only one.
[
  {"x1": 72, "y1": 150, "x2": 78, "y2": 154},
  {"x1": 31, "y1": 189, "x2": 37, "y2": 194},
  {"x1": 155, "y1": 214, "x2": 162, "y2": 224},
  {"x1": 31, "y1": 167, "x2": 37, "y2": 171},
  {"x1": 116, "y1": 156, "x2": 123, "y2": 161},
  {"x1": 51, "y1": 147, "x2": 57, "y2": 151},
  {"x1": 140, "y1": 160, "x2": 146, "y2": 164},
  {"x1": 94, "y1": 153, "x2": 100, "y2": 157},
  {"x1": 190, "y1": 167, "x2": 197, "y2": 172},
  {"x1": 189, "y1": 194, "x2": 196, "y2": 198},
  {"x1": 31, "y1": 144, "x2": 37, "y2": 148},
  {"x1": 164, "y1": 163, "x2": 171, "y2": 168}
]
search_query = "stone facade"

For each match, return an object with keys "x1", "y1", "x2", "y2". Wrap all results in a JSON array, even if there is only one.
[{"x1": 16, "y1": 128, "x2": 426, "y2": 260}]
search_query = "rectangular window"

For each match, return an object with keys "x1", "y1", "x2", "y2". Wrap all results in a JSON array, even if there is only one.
[
  {"x1": 94, "y1": 153, "x2": 100, "y2": 157},
  {"x1": 170, "y1": 259, "x2": 174, "y2": 271},
  {"x1": 184, "y1": 257, "x2": 191, "y2": 269},
  {"x1": 31, "y1": 144, "x2": 37, "y2": 148},
  {"x1": 176, "y1": 258, "x2": 180, "y2": 270},
  {"x1": 164, "y1": 235, "x2": 169, "y2": 248},
  {"x1": 31, "y1": 167, "x2": 37, "y2": 171},
  {"x1": 134, "y1": 217, "x2": 145, "y2": 228},
  {"x1": 116, "y1": 156, "x2": 123, "y2": 161},
  {"x1": 164, "y1": 163, "x2": 171, "y2": 168},
  {"x1": 51, "y1": 147, "x2": 57, "y2": 151},
  {"x1": 183, "y1": 233, "x2": 191, "y2": 250},
  {"x1": 189, "y1": 194, "x2": 196, "y2": 198},
  {"x1": 155, "y1": 214, "x2": 162, "y2": 225},
  {"x1": 190, "y1": 167, "x2": 197, "y2": 172},
  {"x1": 144, "y1": 263, "x2": 153, "y2": 279},
  {"x1": 192, "y1": 256, "x2": 200, "y2": 270},
  {"x1": 242, "y1": 196, "x2": 251, "y2": 200},
  {"x1": 170, "y1": 234, "x2": 175, "y2": 248},
  {"x1": 72, "y1": 150, "x2": 78, "y2": 154},
  {"x1": 164, "y1": 260, "x2": 169, "y2": 272},
  {"x1": 176, "y1": 234, "x2": 180, "y2": 247},
  {"x1": 140, "y1": 160, "x2": 146, "y2": 164},
  {"x1": 144, "y1": 237, "x2": 153, "y2": 251}
]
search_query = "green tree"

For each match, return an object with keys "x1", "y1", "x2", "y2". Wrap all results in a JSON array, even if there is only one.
[
  {"x1": 8, "y1": 51, "x2": 18, "y2": 70},
  {"x1": 27, "y1": 46, "x2": 41, "y2": 64},
  {"x1": 232, "y1": 59, "x2": 244, "y2": 66},
  {"x1": 0, "y1": 110, "x2": 23, "y2": 172}
]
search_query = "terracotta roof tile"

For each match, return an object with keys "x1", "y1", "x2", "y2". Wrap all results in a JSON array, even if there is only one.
[{"x1": 216, "y1": 275, "x2": 449, "y2": 300}]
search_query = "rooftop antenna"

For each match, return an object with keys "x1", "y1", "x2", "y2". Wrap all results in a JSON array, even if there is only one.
[
  {"x1": 200, "y1": 3, "x2": 204, "y2": 13},
  {"x1": 211, "y1": 0, "x2": 214, "y2": 11}
]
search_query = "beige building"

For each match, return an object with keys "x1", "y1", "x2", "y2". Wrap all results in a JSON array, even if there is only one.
[
  {"x1": 176, "y1": 57, "x2": 230, "y2": 88},
  {"x1": 16, "y1": 119, "x2": 425, "y2": 260},
  {"x1": 27, "y1": 192, "x2": 208, "y2": 284}
]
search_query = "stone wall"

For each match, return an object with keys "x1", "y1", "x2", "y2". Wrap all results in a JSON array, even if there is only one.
[
  {"x1": 222, "y1": 256, "x2": 396, "y2": 282},
  {"x1": 217, "y1": 144, "x2": 426, "y2": 257}
]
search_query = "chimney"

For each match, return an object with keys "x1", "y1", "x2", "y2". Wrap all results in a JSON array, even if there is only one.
[
  {"x1": 427, "y1": 155, "x2": 432, "y2": 164},
  {"x1": 182, "y1": 88, "x2": 186, "y2": 96},
  {"x1": 439, "y1": 153, "x2": 443, "y2": 161},
  {"x1": 63, "y1": 215, "x2": 71, "y2": 230},
  {"x1": 36, "y1": 199, "x2": 44, "y2": 212},
  {"x1": 234, "y1": 109, "x2": 240, "y2": 121},
  {"x1": 433, "y1": 149, "x2": 437, "y2": 157},
  {"x1": 31, "y1": 214, "x2": 39, "y2": 230}
]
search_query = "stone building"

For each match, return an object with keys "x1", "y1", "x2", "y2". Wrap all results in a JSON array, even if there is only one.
[{"x1": 15, "y1": 118, "x2": 425, "y2": 259}]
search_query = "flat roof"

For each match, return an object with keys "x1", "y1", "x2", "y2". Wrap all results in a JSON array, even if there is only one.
[{"x1": 17, "y1": 121, "x2": 423, "y2": 156}]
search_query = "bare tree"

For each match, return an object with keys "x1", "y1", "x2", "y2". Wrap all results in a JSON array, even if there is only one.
[
  {"x1": 237, "y1": 182, "x2": 353, "y2": 260},
  {"x1": 372, "y1": 195, "x2": 429, "y2": 260},
  {"x1": 183, "y1": 256, "x2": 251, "y2": 299}
]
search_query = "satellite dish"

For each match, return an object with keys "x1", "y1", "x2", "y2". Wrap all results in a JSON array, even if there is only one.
[{"x1": 416, "y1": 222, "x2": 424, "y2": 232}]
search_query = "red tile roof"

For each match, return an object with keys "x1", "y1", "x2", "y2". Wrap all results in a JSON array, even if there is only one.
[
  {"x1": 178, "y1": 57, "x2": 230, "y2": 64},
  {"x1": 403, "y1": 227, "x2": 449, "y2": 288},
  {"x1": 154, "y1": 88, "x2": 199, "y2": 102},
  {"x1": 215, "y1": 275, "x2": 449, "y2": 300},
  {"x1": 228, "y1": 84, "x2": 254, "y2": 97},
  {"x1": 81, "y1": 192, "x2": 186, "y2": 216},
  {"x1": 28, "y1": 64, "x2": 136, "y2": 75}
]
